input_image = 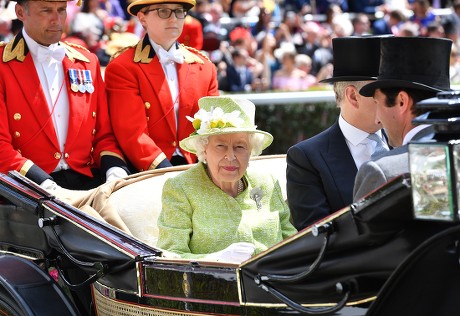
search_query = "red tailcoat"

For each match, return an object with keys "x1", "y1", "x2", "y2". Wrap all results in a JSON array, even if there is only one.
[
  {"x1": 104, "y1": 36, "x2": 219, "y2": 171},
  {"x1": 0, "y1": 33, "x2": 124, "y2": 178}
]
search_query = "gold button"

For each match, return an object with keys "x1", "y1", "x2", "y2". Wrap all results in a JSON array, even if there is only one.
[
  {"x1": 92, "y1": 111, "x2": 96, "y2": 118},
  {"x1": 86, "y1": 161, "x2": 91, "y2": 165},
  {"x1": 90, "y1": 147, "x2": 94, "y2": 153},
  {"x1": 54, "y1": 152, "x2": 62, "y2": 159},
  {"x1": 13, "y1": 113, "x2": 21, "y2": 120},
  {"x1": 17, "y1": 149, "x2": 21, "y2": 154},
  {"x1": 14, "y1": 131, "x2": 20, "y2": 138},
  {"x1": 146, "y1": 117, "x2": 150, "y2": 121},
  {"x1": 92, "y1": 129, "x2": 96, "y2": 135},
  {"x1": 145, "y1": 102, "x2": 151, "y2": 109},
  {"x1": 64, "y1": 153, "x2": 69, "y2": 159},
  {"x1": 171, "y1": 141, "x2": 177, "y2": 147}
]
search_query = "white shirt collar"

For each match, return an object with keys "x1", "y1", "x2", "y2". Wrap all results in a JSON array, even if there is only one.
[
  {"x1": 149, "y1": 39, "x2": 178, "y2": 57},
  {"x1": 402, "y1": 124, "x2": 431, "y2": 145},
  {"x1": 339, "y1": 115, "x2": 382, "y2": 146},
  {"x1": 22, "y1": 29, "x2": 61, "y2": 61}
]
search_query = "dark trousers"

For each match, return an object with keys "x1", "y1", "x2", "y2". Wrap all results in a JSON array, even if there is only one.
[
  {"x1": 51, "y1": 169, "x2": 102, "y2": 190},
  {"x1": 170, "y1": 155, "x2": 188, "y2": 166}
]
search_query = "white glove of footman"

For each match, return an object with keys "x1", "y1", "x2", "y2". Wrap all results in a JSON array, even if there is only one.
[
  {"x1": 205, "y1": 242, "x2": 256, "y2": 264},
  {"x1": 106, "y1": 167, "x2": 129, "y2": 183},
  {"x1": 39, "y1": 179, "x2": 79, "y2": 201},
  {"x1": 40, "y1": 179, "x2": 61, "y2": 192}
]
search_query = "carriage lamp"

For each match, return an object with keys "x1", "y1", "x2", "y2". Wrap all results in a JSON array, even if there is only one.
[
  {"x1": 408, "y1": 91, "x2": 460, "y2": 222},
  {"x1": 409, "y1": 141, "x2": 460, "y2": 222}
]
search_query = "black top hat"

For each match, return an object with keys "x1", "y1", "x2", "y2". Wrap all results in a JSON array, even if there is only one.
[
  {"x1": 320, "y1": 36, "x2": 384, "y2": 83},
  {"x1": 360, "y1": 37, "x2": 452, "y2": 97}
]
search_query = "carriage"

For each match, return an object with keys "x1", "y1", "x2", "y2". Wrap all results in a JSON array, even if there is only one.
[{"x1": 2, "y1": 92, "x2": 460, "y2": 315}]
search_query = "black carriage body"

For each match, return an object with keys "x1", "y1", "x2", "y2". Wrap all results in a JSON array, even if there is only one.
[{"x1": 0, "y1": 167, "x2": 459, "y2": 315}]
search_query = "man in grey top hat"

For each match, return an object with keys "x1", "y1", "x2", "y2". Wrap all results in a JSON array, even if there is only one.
[
  {"x1": 353, "y1": 36, "x2": 452, "y2": 201},
  {"x1": 286, "y1": 36, "x2": 389, "y2": 230}
]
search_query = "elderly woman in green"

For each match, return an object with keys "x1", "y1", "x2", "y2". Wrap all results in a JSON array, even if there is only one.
[{"x1": 157, "y1": 96, "x2": 297, "y2": 264}]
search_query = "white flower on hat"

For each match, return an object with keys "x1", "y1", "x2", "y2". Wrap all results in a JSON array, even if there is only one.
[{"x1": 186, "y1": 107, "x2": 244, "y2": 135}]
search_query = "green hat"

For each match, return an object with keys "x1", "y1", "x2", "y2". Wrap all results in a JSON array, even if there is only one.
[{"x1": 180, "y1": 96, "x2": 273, "y2": 154}]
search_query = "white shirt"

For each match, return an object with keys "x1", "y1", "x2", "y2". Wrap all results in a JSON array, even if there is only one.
[
  {"x1": 150, "y1": 39, "x2": 183, "y2": 157},
  {"x1": 339, "y1": 115, "x2": 388, "y2": 169},
  {"x1": 402, "y1": 124, "x2": 431, "y2": 145},
  {"x1": 23, "y1": 30, "x2": 70, "y2": 172}
]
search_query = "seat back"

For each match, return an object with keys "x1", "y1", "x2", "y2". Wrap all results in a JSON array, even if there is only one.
[{"x1": 110, "y1": 155, "x2": 287, "y2": 246}]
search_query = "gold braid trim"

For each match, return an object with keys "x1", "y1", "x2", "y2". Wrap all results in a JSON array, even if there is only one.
[
  {"x1": 3, "y1": 38, "x2": 26, "y2": 62},
  {"x1": 110, "y1": 45, "x2": 135, "y2": 62},
  {"x1": 61, "y1": 41, "x2": 90, "y2": 63},
  {"x1": 100, "y1": 151, "x2": 126, "y2": 162},
  {"x1": 179, "y1": 44, "x2": 210, "y2": 64},
  {"x1": 134, "y1": 41, "x2": 152, "y2": 63},
  {"x1": 63, "y1": 41, "x2": 89, "y2": 52},
  {"x1": 148, "y1": 152, "x2": 167, "y2": 170},
  {"x1": 19, "y1": 160, "x2": 34, "y2": 176}
]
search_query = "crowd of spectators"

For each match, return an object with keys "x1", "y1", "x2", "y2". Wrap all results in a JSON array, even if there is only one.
[{"x1": 2, "y1": 0, "x2": 460, "y2": 90}]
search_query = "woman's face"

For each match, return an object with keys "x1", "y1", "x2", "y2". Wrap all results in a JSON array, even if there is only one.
[{"x1": 204, "y1": 133, "x2": 251, "y2": 188}]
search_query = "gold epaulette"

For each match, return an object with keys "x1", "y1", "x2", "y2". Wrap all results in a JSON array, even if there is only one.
[
  {"x1": 63, "y1": 41, "x2": 90, "y2": 52},
  {"x1": 179, "y1": 44, "x2": 210, "y2": 64},
  {"x1": 60, "y1": 41, "x2": 90, "y2": 63},
  {"x1": 0, "y1": 41, "x2": 5, "y2": 47},
  {"x1": 109, "y1": 44, "x2": 136, "y2": 62}
]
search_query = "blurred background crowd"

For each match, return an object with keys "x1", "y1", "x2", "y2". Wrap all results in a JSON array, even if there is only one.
[{"x1": 2, "y1": 0, "x2": 460, "y2": 91}]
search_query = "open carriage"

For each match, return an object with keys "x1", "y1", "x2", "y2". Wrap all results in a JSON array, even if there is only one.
[{"x1": 3, "y1": 92, "x2": 460, "y2": 315}]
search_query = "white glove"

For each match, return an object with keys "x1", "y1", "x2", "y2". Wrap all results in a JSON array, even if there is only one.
[
  {"x1": 205, "y1": 242, "x2": 255, "y2": 264},
  {"x1": 105, "y1": 167, "x2": 128, "y2": 183},
  {"x1": 40, "y1": 179, "x2": 60, "y2": 191},
  {"x1": 39, "y1": 179, "x2": 81, "y2": 201}
]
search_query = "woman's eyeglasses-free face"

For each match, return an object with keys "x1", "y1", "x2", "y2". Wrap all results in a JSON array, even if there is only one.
[{"x1": 142, "y1": 8, "x2": 187, "y2": 19}]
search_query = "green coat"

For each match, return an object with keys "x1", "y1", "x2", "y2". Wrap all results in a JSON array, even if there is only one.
[{"x1": 157, "y1": 162, "x2": 297, "y2": 259}]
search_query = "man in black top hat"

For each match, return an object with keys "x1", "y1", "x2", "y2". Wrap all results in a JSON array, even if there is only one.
[
  {"x1": 286, "y1": 36, "x2": 389, "y2": 230},
  {"x1": 353, "y1": 36, "x2": 452, "y2": 201}
]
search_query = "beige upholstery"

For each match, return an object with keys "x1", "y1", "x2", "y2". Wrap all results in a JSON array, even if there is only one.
[
  {"x1": 108, "y1": 169, "x2": 182, "y2": 246},
  {"x1": 116, "y1": 155, "x2": 287, "y2": 247}
]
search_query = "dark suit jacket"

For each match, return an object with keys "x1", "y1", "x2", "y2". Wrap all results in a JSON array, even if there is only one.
[
  {"x1": 353, "y1": 126, "x2": 435, "y2": 202},
  {"x1": 286, "y1": 121, "x2": 357, "y2": 230},
  {"x1": 225, "y1": 64, "x2": 253, "y2": 92}
]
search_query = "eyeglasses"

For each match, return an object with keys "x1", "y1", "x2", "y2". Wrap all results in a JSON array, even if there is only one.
[{"x1": 143, "y1": 8, "x2": 187, "y2": 19}]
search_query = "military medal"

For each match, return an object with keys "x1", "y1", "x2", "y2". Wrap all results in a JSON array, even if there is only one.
[
  {"x1": 77, "y1": 69, "x2": 87, "y2": 93},
  {"x1": 69, "y1": 69, "x2": 79, "y2": 92},
  {"x1": 83, "y1": 70, "x2": 95, "y2": 94}
]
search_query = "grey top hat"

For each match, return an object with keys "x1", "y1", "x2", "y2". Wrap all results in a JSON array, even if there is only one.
[
  {"x1": 360, "y1": 37, "x2": 452, "y2": 97},
  {"x1": 320, "y1": 36, "x2": 386, "y2": 83}
]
